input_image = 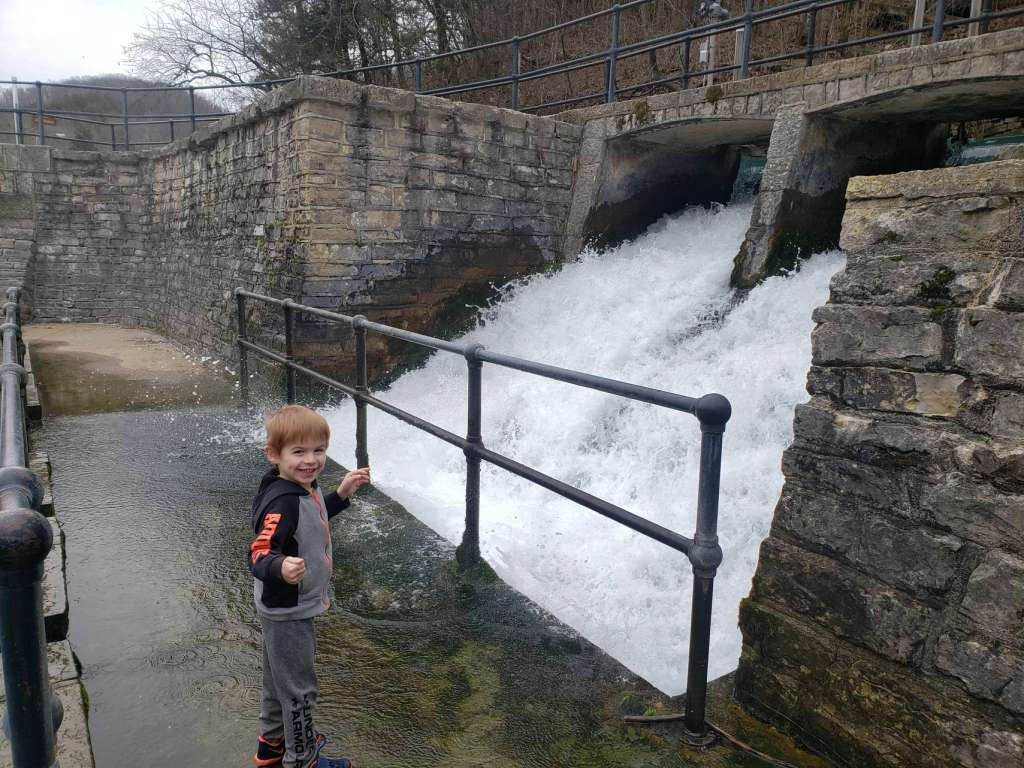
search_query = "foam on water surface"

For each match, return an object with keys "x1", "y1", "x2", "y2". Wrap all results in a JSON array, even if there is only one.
[{"x1": 324, "y1": 203, "x2": 844, "y2": 695}]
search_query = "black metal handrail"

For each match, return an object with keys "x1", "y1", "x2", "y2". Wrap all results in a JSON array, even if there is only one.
[
  {"x1": 2, "y1": 0, "x2": 1020, "y2": 150},
  {"x1": 234, "y1": 287, "x2": 731, "y2": 741},
  {"x1": 0, "y1": 288, "x2": 62, "y2": 767}
]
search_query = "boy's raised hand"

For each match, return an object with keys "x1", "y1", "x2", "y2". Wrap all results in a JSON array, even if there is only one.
[
  {"x1": 281, "y1": 556, "x2": 306, "y2": 584},
  {"x1": 337, "y1": 467, "x2": 371, "y2": 499}
]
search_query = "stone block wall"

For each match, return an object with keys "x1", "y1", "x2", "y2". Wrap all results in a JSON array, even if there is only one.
[
  {"x1": 0, "y1": 77, "x2": 582, "y2": 377},
  {"x1": 735, "y1": 160, "x2": 1024, "y2": 768}
]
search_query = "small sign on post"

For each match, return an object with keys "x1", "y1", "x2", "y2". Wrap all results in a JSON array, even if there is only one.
[{"x1": 31, "y1": 115, "x2": 56, "y2": 126}]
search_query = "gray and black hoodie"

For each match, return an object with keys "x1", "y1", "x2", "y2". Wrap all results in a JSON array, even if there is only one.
[{"x1": 247, "y1": 468, "x2": 349, "y2": 621}]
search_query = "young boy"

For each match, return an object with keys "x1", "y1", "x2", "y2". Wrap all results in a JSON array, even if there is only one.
[{"x1": 248, "y1": 405, "x2": 371, "y2": 768}]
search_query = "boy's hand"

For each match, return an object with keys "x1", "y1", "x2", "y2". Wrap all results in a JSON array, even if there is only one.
[
  {"x1": 337, "y1": 467, "x2": 371, "y2": 499},
  {"x1": 281, "y1": 556, "x2": 306, "y2": 584}
]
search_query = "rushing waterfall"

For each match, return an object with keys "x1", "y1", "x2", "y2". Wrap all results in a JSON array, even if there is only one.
[{"x1": 323, "y1": 202, "x2": 844, "y2": 695}]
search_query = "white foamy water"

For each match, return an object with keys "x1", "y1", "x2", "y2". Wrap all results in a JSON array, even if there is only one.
[{"x1": 324, "y1": 203, "x2": 844, "y2": 694}]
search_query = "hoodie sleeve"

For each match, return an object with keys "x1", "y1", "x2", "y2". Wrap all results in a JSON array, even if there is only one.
[
  {"x1": 248, "y1": 495, "x2": 299, "y2": 584},
  {"x1": 324, "y1": 489, "x2": 350, "y2": 520}
]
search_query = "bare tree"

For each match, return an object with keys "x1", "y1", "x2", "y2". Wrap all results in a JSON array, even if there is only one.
[{"x1": 124, "y1": 0, "x2": 271, "y2": 85}]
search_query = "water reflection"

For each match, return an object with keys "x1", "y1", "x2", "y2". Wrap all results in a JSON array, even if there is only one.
[{"x1": 36, "y1": 407, "x2": 687, "y2": 768}]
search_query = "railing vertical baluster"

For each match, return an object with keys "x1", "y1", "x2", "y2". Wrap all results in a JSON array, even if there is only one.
[
  {"x1": 458, "y1": 342, "x2": 484, "y2": 571},
  {"x1": 683, "y1": 38, "x2": 691, "y2": 90},
  {"x1": 283, "y1": 300, "x2": 296, "y2": 405},
  {"x1": 683, "y1": 395, "x2": 729, "y2": 743},
  {"x1": 0, "y1": 287, "x2": 61, "y2": 768},
  {"x1": 968, "y1": 0, "x2": 982, "y2": 35},
  {"x1": 34, "y1": 82, "x2": 44, "y2": 146},
  {"x1": 354, "y1": 317, "x2": 369, "y2": 470},
  {"x1": 415, "y1": 59, "x2": 422, "y2": 93},
  {"x1": 109, "y1": 123, "x2": 116, "y2": 150},
  {"x1": 932, "y1": 0, "x2": 947, "y2": 43},
  {"x1": 121, "y1": 88, "x2": 130, "y2": 151},
  {"x1": 740, "y1": 0, "x2": 755, "y2": 79},
  {"x1": 981, "y1": 0, "x2": 993, "y2": 33},
  {"x1": 805, "y1": 5, "x2": 818, "y2": 66},
  {"x1": 911, "y1": 0, "x2": 927, "y2": 46},
  {"x1": 169, "y1": 120, "x2": 175, "y2": 142},
  {"x1": 511, "y1": 37, "x2": 520, "y2": 111},
  {"x1": 11, "y1": 77, "x2": 22, "y2": 146},
  {"x1": 606, "y1": 5, "x2": 620, "y2": 103},
  {"x1": 189, "y1": 87, "x2": 196, "y2": 134},
  {"x1": 236, "y1": 289, "x2": 249, "y2": 405}
]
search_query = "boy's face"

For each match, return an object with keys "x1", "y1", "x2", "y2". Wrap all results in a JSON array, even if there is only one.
[{"x1": 265, "y1": 436, "x2": 328, "y2": 489}]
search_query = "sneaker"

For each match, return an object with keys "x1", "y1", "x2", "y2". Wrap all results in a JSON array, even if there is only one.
[
  {"x1": 254, "y1": 735, "x2": 285, "y2": 767},
  {"x1": 314, "y1": 759, "x2": 352, "y2": 768}
]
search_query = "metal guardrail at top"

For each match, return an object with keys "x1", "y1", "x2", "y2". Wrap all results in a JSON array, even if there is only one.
[
  {"x1": 234, "y1": 287, "x2": 732, "y2": 742},
  {"x1": 2, "y1": 0, "x2": 1023, "y2": 151},
  {"x1": 0, "y1": 288, "x2": 62, "y2": 768}
]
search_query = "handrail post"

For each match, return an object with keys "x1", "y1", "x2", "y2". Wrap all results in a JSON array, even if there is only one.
[
  {"x1": 11, "y1": 77, "x2": 22, "y2": 146},
  {"x1": 189, "y1": 87, "x2": 196, "y2": 134},
  {"x1": 457, "y1": 342, "x2": 484, "y2": 571},
  {"x1": 606, "y1": 5, "x2": 621, "y2": 103},
  {"x1": 415, "y1": 59, "x2": 422, "y2": 93},
  {"x1": 981, "y1": 0, "x2": 993, "y2": 33},
  {"x1": 932, "y1": 0, "x2": 947, "y2": 43},
  {"x1": 683, "y1": 38, "x2": 691, "y2": 90},
  {"x1": 682, "y1": 394, "x2": 730, "y2": 744},
  {"x1": 34, "y1": 82, "x2": 44, "y2": 146},
  {"x1": 739, "y1": 0, "x2": 754, "y2": 79},
  {"x1": 236, "y1": 289, "x2": 249, "y2": 406},
  {"x1": 109, "y1": 123, "x2": 116, "y2": 150},
  {"x1": 511, "y1": 37, "x2": 520, "y2": 111},
  {"x1": 911, "y1": 0, "x2": 927, "y2": 46},
  {"x1": 121, "y1": 88, "x2": 130, "y2": 151},
  {"x1": 806, "y1": 5, "x2": 818, "y2": 66},
  {"x1": 283, "y1": 300, "x2": 296, "y2": 404},
  {"x1": 169, "y1": 120, "x2": 175, "y2": 142},
  {"x1": 0, "y1": 287, "x2": 61, "y2": 768},
  {"x1": 353, "y1": 317, "x2": 369, "y2": 470}
]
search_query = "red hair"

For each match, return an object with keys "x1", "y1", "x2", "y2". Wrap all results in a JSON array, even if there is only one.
[{"x1": 264, "y1": 405, "x2": 330, "y2": 454}]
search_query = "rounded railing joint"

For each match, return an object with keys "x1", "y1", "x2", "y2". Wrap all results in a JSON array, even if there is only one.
[
  {"x1": 0, "y1": 467, "x2": 44, "y2": 511},
  {"x1": 0, "y1": 507, "x2": 53, "y2": 573},
  {"x1": 5, "y1": 288, "x2": 20, "y2": 302},
  {"x1": 352, "y1": 314, "x2": 368, "y2": 330},
  {"x1": 687, "y1": 535, "x2": 723, "y2": 578},
  {"x1": 234, "y1": 286, "x2": 246, "y2": 297},
  {"x1": 2, "y1": 303, "x2": 17, "y2": 314},
  {"x1": 0, "y1": 362, "x2": 27, "y2": 385},
  {"x1": 0, "y1": 322, "x2": 21, "y2": 339},
  {"x1": 694, "y1": 392, "x2": 731, "y2": 432},
  {"x1": 464, "y1": 341, "x2": 485, "y2": 366}
]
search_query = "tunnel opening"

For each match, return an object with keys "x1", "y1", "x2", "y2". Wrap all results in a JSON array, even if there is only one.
[{"x1": 579, "y1": 118, "x2": 774, "y2": 252}]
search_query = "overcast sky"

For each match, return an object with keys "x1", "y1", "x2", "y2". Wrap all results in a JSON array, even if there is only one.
[{"x1": 0, "y1": 0, "x2": 155, "y2": 82}]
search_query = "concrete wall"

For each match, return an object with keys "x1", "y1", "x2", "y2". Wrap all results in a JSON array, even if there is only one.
[
  {"x1": 735, "y1": 160, "x2": 1024, "y2": 768},
  {"x1": 0, "y1": 77, "x2": 582, "y2": 377}
]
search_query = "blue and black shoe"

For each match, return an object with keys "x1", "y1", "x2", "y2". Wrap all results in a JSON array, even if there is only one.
[
  {"x1": 254, "y1": 735, "x2": 285, "y2": 767},
  {"x1": 311, "y1": 734, "x2": 353, "y2": 768},
  {"x1": 314, "y1": 759, "x2": 353, "y2": 768}
]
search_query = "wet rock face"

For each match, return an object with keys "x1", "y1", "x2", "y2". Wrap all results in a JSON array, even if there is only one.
[{"x1": 735, "y1": 161, "x2": 1024, "y2": 768}]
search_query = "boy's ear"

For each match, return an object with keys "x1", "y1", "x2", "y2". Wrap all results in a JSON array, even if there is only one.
[{"x1": 264, "y1": 445, "x2": 279, "y2": 464}]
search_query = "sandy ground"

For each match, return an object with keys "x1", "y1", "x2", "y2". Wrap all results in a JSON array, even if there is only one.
[{"x1": 23, "y1": 323, "x2": 237, "y2": 416}]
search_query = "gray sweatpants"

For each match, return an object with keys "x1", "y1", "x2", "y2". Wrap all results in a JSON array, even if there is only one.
[{"x1": 259, "y1": 615, "x2": 321, "y2": 768}]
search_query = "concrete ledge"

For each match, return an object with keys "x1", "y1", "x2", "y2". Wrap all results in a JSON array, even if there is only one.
[
  {"x1": 43, "y1": 516, "x2": 67, "y2": 642},
  {"x1": 847, "y1": 159, "x2": 1024, "y2": 200},
  {"x1": 0, "y1": 641, "x2": 94, "y2": 768}
]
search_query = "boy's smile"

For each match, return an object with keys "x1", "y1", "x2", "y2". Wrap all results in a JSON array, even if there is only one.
[{"x1": 265, "y1": 436, "x2": 328, "y2": 489}]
